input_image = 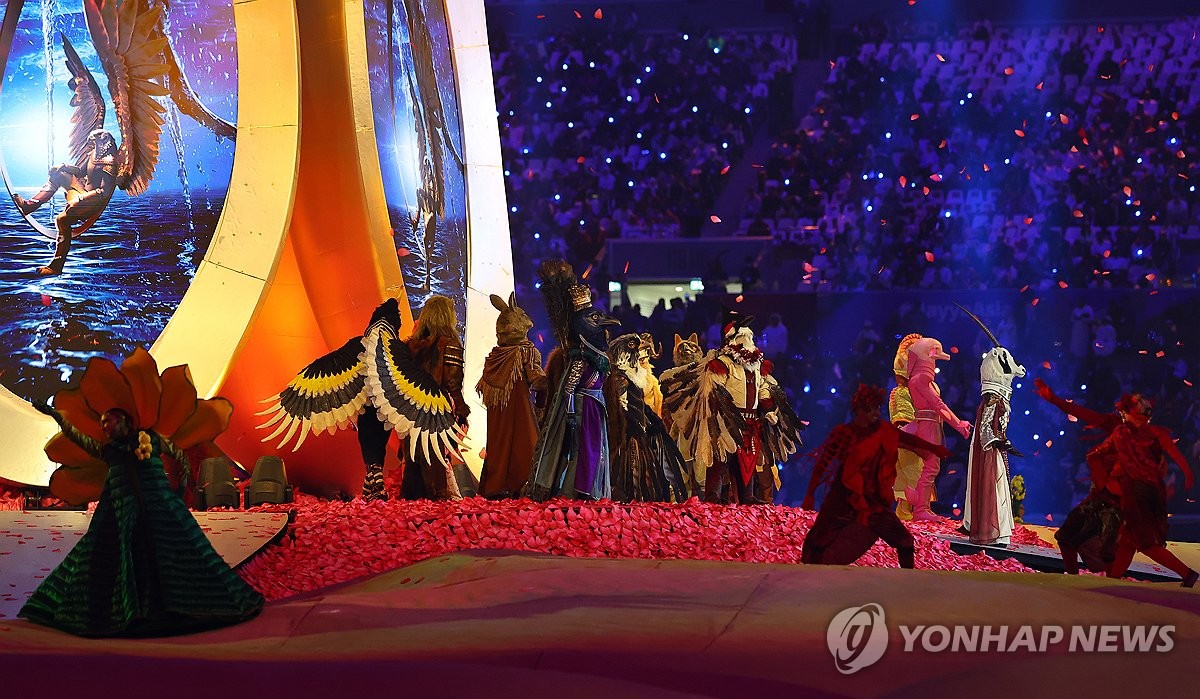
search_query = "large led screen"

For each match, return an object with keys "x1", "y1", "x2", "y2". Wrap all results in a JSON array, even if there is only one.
[
  {"x1": 363, "y1": 0, "x2": 468, "y2": 328},
  {"x1": 0, "y1": 0, "x2": 236, "y2": 402}
]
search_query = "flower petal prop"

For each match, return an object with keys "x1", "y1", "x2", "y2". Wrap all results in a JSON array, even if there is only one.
[
  {"x1": 45, "y1": 348, "x2": 234, "y2": 504},
  {"x1": 238, "y1": 497, "x2": 1040, "y2": 601}
]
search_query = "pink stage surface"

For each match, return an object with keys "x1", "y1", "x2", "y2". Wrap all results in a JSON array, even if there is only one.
[{"x1": 0, "y1": 510, "x2": 288, "y2": 621}]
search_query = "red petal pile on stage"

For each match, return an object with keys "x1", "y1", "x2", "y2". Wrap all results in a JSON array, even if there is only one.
[{"x1": 238, "y1": 493, "x2": 1044, "y2": 600}]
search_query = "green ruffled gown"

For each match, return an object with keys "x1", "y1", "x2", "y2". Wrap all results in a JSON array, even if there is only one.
[{"x1": 19, "y1": 429, "x2": 264, "y2": 637}]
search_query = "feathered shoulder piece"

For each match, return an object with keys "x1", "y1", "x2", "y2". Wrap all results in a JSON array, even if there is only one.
[
  {"x1": 538, "y1": 259, "x2": 578, "y2": 349},
  {"x1": 660, "y1": 350, "x2": 746, "y2": 470}
]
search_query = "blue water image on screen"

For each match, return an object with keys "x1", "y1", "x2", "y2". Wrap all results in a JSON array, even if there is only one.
[
  {"x1": 0, "y1": 0, "x2": 237, "y2": 402},
  {"x1": 363, "y1": 0, "x2": 468, "y2": 330}
]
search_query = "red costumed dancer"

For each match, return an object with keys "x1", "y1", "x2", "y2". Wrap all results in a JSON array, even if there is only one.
[
  {"x1": 802, "y1": 385, "x2": 950, "y2": 568},
  {"x1": 1033, "y1": 378, "x2": 1123, "y2": 574},
  {"x1": 1088, "y1": 394, "x2": 1197, "y2": 585}
]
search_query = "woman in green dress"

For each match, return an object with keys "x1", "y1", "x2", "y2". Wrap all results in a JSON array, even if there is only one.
[{"x1": 20, "y1": 405, "x2": 264, "y2": 636}]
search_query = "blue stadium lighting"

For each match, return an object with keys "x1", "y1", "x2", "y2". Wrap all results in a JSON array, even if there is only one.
[
  {"x1": 803, "y1": 383, "x2": 811, "y2": 393},
  {"x1": 1169, "y1": 137, "x2": 1178, "y2": 145},
  {"x1": 967, "y1": 92, "x2": 973, "y2": 98},
  {"x1": 830, "y1": 387, "x2": 837, "y2": 394},
  {"x1": 636, "y1": 131, "x2": 643, "y2": 139},
  {"x1": 1024, "y1": 410, "x2": 1031, "y2": 416},
  {"x1": 561, "y1": 63, "x2": 568, "y2": 70},
  {"x1": 560, "y1": 86, "x2": 567, "y2": 93},
  {"x1": 862, "y1": 173, "x2": 869, "y2": 180},
  {"x1": 877, "y1": 172, "x2": 884, "y2": 179},
  {"x1": 1052, "y1": 268, "x2": 1058, "y2": 273},
  {"x1": 510, "y1": 206, "x2": 518, "y2": 213},
  {"x1": 722, "y1": 142, "x2": 729, "y2": 149},
  {"x1": 959, "y1": 99, "x2": 965, "y2": 105},
  {"x1": 943, "y1": 210, "x2": 952, "y2": 218},
  {"x1": 626, "y1": 95, "x2": 633, "y2": 102},
  {"x1": 522, "y1": 147, "x2": 530, "y2": 154},
  {"x1": 508, "y1": 110, "x2": 514, "y2": 116},
  {"x1": 683, "y1": 33, "x2": 690, "y2": 40},
  {"x1": 692, "y1": 106, "x2": 699, "y2": 113},
  {"x1": 535, "y1": 282, "x2": 542, "y2": 289},
  {"x1": 553, "y1": 194, "x2": 561, "y2": 201},
  {"x1": 533, "y1": 232, "x2": 541, "y2": 240},
  {"x1": 1004, "y1": 158, "x2": 1011, "y2": 164},
  {"x1": 589, "y1": 61, "x2": 596, "y2": 68},
  {"x1": 545, "y1": 101, "x2": 552, "y2": 108},
  {"x1": 1136, "y1": 248, "x2": 1143, "y2": 256},
  {"x1": 1045, "y1": 111, "x2": 1052, "y2": 118},
  {"x1": 605, "y1": 157, "x2": 612, "y2": 164},
  {"x1": 1126, "y1": 199, "x2": 1133, "y2": 205},
  {"x1": 1135, "y1": 210, "x2": 1142, "y2": 217},
  {"x1": 644, "y1": 66, "x2": 652, "y2": 73},
  {"x1": 1033, "y1": 434, "x2": 1040, "y2": 440},
  {"x1": 713, "y1": 47, "x2": 721, "y2": 54},
  {"x1": 744, "y1": 107, "x2": 752, "y2": 114},
  {"x1": 1015, "y1": 383, "x2": 1022, "y2": 389},
  {"x1": 1137, "y1": 157, "x2": 1144, "y2": 163},
  {"x1": 608, "y1": 116, "x2": 614, "y2": 123},
  {"x1": 579, "y1": 219, "x2": 586, "y2": 225},
  {"x1": 784, "y1": 178, "x2": 791, "y2": 186},
  {"x1": 504, "y1": 170, "x2": 510, "y2": 176},
  {"x1": 866, "y1": 205, "x2": 874, "y2": 212},
  {"x1": 1059, "y1": 431, "x2": 1065, "y2": 436},
  {"x1": 1192, "y1": 186, "x2": 1197, "y2": 192},
  {"x1": 627, "y1": 180, "x2": 634, "y2": 187},
  {"x1": 536, "y1": 76, "x2": 543, "y2": 83},
  {"x1": 1081, "y1": 384, "x2": 1087, "y2": 390},
  {"x1": 659, "y1": 152, "x2": 667, "y2": 159},
  {"x1": 885, "y1": 131, "x2": 892, "y2": 139},
  {"x1": 635, "y1": 78, "x2": 642, "y2": 85},
  {"x1": 567, "y1": 121, "x2": 574, "y2": 128}
]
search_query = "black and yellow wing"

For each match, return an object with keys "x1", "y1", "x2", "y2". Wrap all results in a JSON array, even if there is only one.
[
  {"x1": 660, "y1": 353, "x2": 746, "y2": 475},
  {"x1": 362, "y1": 328, "x2": 466, "y2": 467},
  {"x1": 762, "y1": 380, "x2": 805, "y2": 463},
  {"x1": 255, "y1": 337, "x2": 369, "y2": 451}
]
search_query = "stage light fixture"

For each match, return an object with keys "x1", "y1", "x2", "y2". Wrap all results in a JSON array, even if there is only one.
[
  {"x1": 196, "y1": 457, "x2": 241, "y2": 511},
  {"x1": 245, "y1": 456, "x2": 294, "y2": 507}
]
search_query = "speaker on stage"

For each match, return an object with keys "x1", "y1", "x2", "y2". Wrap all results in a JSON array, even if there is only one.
[
  {"x1": 245, "y1": 456, "x2": 294, "y2": 507},
  {"x1": 196, "y1": 457, "x2": 240, "y2": 511}
]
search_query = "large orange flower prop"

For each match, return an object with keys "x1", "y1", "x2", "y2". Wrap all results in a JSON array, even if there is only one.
[{"x1": 44, "y1": 347, "x2": 234, "y2": 504}]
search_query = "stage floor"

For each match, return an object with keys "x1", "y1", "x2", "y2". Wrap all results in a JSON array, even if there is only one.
[
  {"x1": 0, "y1": 510, "x2": 288, "y2": 621},
  {"x1": 0, "y1": 550, "x2": 1196, "y2": 697}
]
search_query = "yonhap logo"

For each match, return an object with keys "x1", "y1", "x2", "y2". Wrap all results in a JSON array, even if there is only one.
[{"x1": 827, "y1": 604, "x2": 889, "y2": 674}]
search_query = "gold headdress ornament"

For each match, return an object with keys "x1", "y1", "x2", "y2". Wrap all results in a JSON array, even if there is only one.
[
  {"x1": 569, "y1": 284, "x2": 592, "y2": 311},
  {"x1": 894, "y1": 333, "x2": 923, "y2": 378}
]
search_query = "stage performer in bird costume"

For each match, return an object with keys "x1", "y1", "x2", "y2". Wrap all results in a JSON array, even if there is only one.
[
  {"x1": 638, "y1": 333, "x2": 665, "y2": 417},
  {"x1": 801, "y1": 384, "x2": 950, "y2": 568},
  {"x1": 524, "y1": 260, "x2": 620, "y2": 501},
  {"x1": 660, "y1": 332, "x2": 709, "y2": 495},
  {"x1": 256, "y1": 297, "x2": 468, "y2": 501},
  {"x1": 890, "y1": 333, "x2": 925, "y2": 521},
  {"x1": 1087, "y1": 394, "x2": 1197, "y2": 585},
  {"x1": 662, "y1": 310, "x2": 804, "y2": 505},
  {"x1": 476, "y1": 292, "x2": 547, "y2": 499},
  {"x1": 1033, "y1": 378, "x2": 1123, "y2": 574},
  {"x1": 906, "y1": 336, "x2": 972, "y2": 521},
  {"x1": 959, "y1": 307, "x2": 1026, "y2": 546},
  {"x1": 606, "y1": 333, "x2": 691, "y2": 502}
]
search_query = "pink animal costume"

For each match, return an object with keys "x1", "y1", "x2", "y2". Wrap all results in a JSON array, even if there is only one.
[{"x1": 905, "y1": 337, "x2": 971, "y2": 521}]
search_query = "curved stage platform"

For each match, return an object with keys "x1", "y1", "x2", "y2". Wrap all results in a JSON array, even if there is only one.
[{"x1": 0, "y1": 549, "x2": 1197, "y2": 697}]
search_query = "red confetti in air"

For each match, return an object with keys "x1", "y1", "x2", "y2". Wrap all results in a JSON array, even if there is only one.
[
  {"x1": 1020, "y1": 285, "x2": 1030, "y2": 292},
  {"x1": 1058, "y1": 114, "x2": 1069, "y2": 124},
  {"x1": 623, "y1": 261, "x2": 630, "y2": 274},
  {"x1": 936, "y1": 53, "x2": 946, "y2": 62},
  {"x1": 1046, "y1": 440, "x2": 1053, "y2": 447},
  {"x1": 536, "y1": 14, "x2": 545, "y2": 19},
  {"x1": 40, "y1": 295, "x2": 52, "y2": 306},
  {"x1": 1035, "y1": 81, "x2": 1044, "y2": 90},
  {"x1": 910, "y1": 113, "x2": 920, "y2": 121},
  {"x1": 1042, "y1": 361, "x2": 1052, "y2": 369},
  {"x1": 924, "y1": 251, "x2": 935, "y2": 262},
  {"x1": 397, "y1": 248, "x2": 411, "y2": 257},
  {"x1": 573, "y1": 10, "x2": 582, "y2": 18},
  {"x1": 581, "y1": 264, "x2": 593, "y2": 279},
  {"x1": 1185, "y1": 380, "x2": 1194, "y2": 387},
  {"x1": 720, "y1": 165, "x2": 731, "y2": 175},
  {"x1": 949, "y1": 346, "x2": 959, "y2": 354},
  {"x1": 709, "y1": 215, "x2": 722, "y2": 223},
  {"x1": 929, "y1": 173, "x2": 943, "y2": 182},
  {"x1": 1014, "y1": 129, "x2": 1026, "y2": 138},
  {"x1": 1156, "y1": 351, "x2": 1166, "y2": 358},
  {"x1": 1032, "y1": 298, "x2": 1040, "y2": 307},
  {"x1": 1072, "y1": 209, "x2": 1084, "y2": 218},
  {"x1": 1023, "y1": 217, "x2": 1033, "y2": 225},
  {"x1": 829, "y1": 60, "x2": 837, "y2": 69},
  {"x1": 983, "y1": 163, "x2": 991, "y2": 172},
  {"x1": 594, "y1": 8, "x2": 603, "y2": 19},
  {"x1": 1123, "y1": 186, "x2": 1133, "y2": 196},
  {"x1": 1003, "y1": 66, "x2": 1014, "y2": 75},
  {"x1": 899, "y1": 175, "x2": 907, "y2": 187},
  {"x1": 576, "y1": 156, "x2": 586, "y2": 164},
  {"x1": 922, "y1": 186, "x2": 931, "y2": 195},
  {"x1": 1058, "y1": 281, "x2": 1068, "y2": 288},
  {"x1": 537, "y1": 333, "x2": 544, "y2": 343},
  {"x1": 1102, "y1": 249, "x2": 1111, "y2": 258},
  {"x1": 1146, "y1": 273, "x2": 1157, "y2": 281},
  {"x1": 952, "y1": 507, "x2": 962, "y2": 516},
  {"x1": 735, "y1": 294, "x2": 744, "y2": 303},
  {"x1": 938, "y1": 139, "x2": 947, "y2": 149},
  {"x1": 803, "y1": 262, "x2": 815, "y2": 273},
  {"x1": 1046, "y1": 514, "x2": 1055, "y2": 522}
]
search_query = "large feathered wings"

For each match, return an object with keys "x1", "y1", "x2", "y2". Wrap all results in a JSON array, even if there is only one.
[
  {"x1": 255, "y1": 338, "x2": 370, "y2": 451},
  {"x1": 62, "y1": 36, "x2": 106, "y2": 171},
  {"x1": 362, "y1": 327, "x2": 467, "y2": 467},
  {"x1": 660, "y1": 353, "x2": 746, "y2": 474},
  {"x1": 256, "y1": 299, "x2": 467, "y2": 465},
  {"x1": 761, "y1": 378, "x2": 805, "y2": 463},
  {"x1": 82, "y1": 0, "x2": 170, "y2": 195}
]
